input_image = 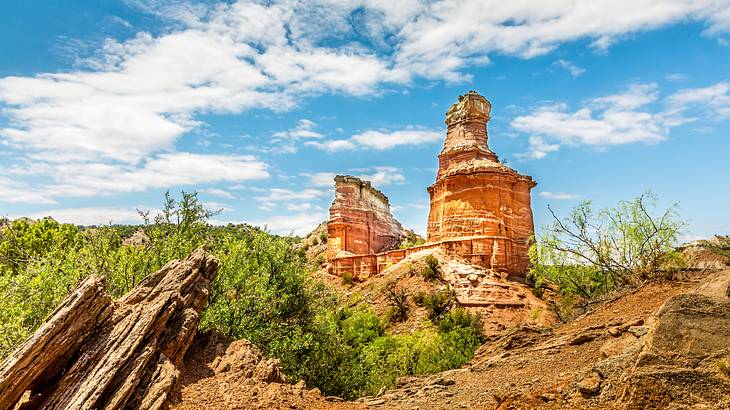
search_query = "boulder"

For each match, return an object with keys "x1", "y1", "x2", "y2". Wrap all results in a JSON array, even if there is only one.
[{"x1": 0, "y1": 248, "x2": 219, "y2": 410}]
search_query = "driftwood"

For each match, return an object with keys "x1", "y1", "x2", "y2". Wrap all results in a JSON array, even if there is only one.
[{"x1": 0, "y1": 248, "x2": 219, "y2": 410}]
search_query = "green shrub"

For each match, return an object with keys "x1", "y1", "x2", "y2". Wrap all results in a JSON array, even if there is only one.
[
  {"x1": 717, "y1": 357, "x2": 730, "y2": 377},
  {"x1": 384, "y1": 282, "x2": 409, "y2": 323},
  {"x1": 412, "y1": 291, "x2": 426, "y2": 306},
  {"x1": 438, "y1": 308, "x2": 484, "y2": 338},
  {"x1": 319, "y1": 230, "x2": 328, "y2": 243},
  {"x1": 421, "y1": 254, "x2": 440, "y2": 281},
  {"x1": 341, "y1": 271, "x2": 355, "y2": 286},
  {"x1": 530, "y1": 191, "x2": 686, "y2": 302},
  {"x1": 422, "y1": 288, "x2": 456, "y2": 323}
]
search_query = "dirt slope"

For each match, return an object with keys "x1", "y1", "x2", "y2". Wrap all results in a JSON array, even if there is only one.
[{"x1": 363, "y1": 269, "x2": 730, "y2": 409}]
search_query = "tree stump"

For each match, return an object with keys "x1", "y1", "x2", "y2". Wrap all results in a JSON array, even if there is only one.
[{"x1": 0, "y1": 248, "x2": 219, "y2": 410}]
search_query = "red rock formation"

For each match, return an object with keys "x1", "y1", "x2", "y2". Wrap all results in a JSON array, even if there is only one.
[
  {"x1": 327, "y1": 175, "x2": 406, "y2": 261},
  {"x1": 427, "y1": 91, "x2": 536, "y2": 275}
]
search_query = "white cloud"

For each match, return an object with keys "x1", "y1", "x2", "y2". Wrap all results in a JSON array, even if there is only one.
[
  {"x1": 539, "y1": 191, "x2": 581, "y2": 200},
  {"x1": 513, "y1": 81, "x2": 730, "y2": 159},
  {"x1": 10, "y1": 207, "x2": 149, "y2": 226},
  {"x1": 2, "y1": 0, "x2": 730, "y2": 199},
  {"x1": 0, "y1": 153, "x2": 269, "y2": 203},
  {"x1": 305, "y1": 139, "x2": 356, "y2": 152},
  {"x1": 276, "y1": 119, "x2": 321, "y2": 139},
  {"x1": 307, "y1": 128, "x2": 441, "y2": 152},
  {"x1": 255, "y1": 188, "x2": 329, "y2": 203},
  {"x1": 287, "y1": 203, "x2": 312, "y2": 211},
  {"x1": 202, "y1": 188, "x2": 236, "y2": 199},
  {"x1": 357, "y1": 166, "x2": 406, "y2": 186},
  {"x1": 246, "y1": 212, "x2": 327, "y2": 236},
  {"x1": 390, "y1": 0, "x2": 730, "y2": 80},
  {"x1": 553, "y1": 59, "x2": 585, "y2": 77},
  {"x1": 512, "y1": 83, "x2": 668, "y2": 158},
  {"x1": 305, "y1": 172, "x2": 338, "y2": 187},
  {"x1": 666, "y1": 81, "x2": 730, "y2": 118},
  {"x1": 665, "y1": 73, "x2": 687, "y2": 82},
  {"x1": 352, "y1": 129, "x2": 441, "y2": 150},
  {"x1": 303, "y1": 166, "x2": 404, "y2": 188},
  {"x1": 518, "y1": 136, "x2": 560, "y2": 159}
]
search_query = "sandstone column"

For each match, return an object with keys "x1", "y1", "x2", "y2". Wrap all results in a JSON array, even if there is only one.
[{"x1": 427, "y1": 91, "x2": 537, "y2": 275}]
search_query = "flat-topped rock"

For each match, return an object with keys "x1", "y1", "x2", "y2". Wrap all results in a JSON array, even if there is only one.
[{"x1": 327, "y1": 175, "x2": 406, "y2": 262}]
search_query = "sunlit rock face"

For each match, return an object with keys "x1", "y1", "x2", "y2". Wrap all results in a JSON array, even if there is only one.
[
  {"x1": 327, "y1": 175, "x2": 406, "y2": 260},
  {"x1": 427, "y1": 91, "x2": 536, "y2": 275}
]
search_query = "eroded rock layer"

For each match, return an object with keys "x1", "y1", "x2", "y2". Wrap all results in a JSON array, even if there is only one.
[
  {"x1": 0, "y1": 248, "x2": 219, "y2": 410},
  {"x1": 427, "y1": 91, "x2": 536, "y2": 275},
  {"x1": 327, "y1": 175, "x2": 406, "y2": 259}
]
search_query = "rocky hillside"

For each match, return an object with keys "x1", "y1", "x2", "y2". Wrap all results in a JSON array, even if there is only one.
[
  {"x1": 2, "y1": 236, "x2": 729, "y2": 409},
  {"x1": 171, "y1": 267, "x2": 729, "y2": 409}
]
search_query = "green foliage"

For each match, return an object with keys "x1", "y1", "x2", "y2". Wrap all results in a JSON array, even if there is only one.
[
  {"x1": 399, "y1": 230, "x2": 426, "y2": 249},
  {"x1": 717, "y1": 356, "x2": 730, "y2": 377},
  {"x1": 0, "y1": 192, "x2": 484, "y2": 401},
  {"x1": 412, "y1": 291, "x2": 426, "y2": 306},
  {"x1": 421, "y1": 254, "x2": 440, "y2": 281},
  {"x1": 316, "y1": 254, "x2": 326, "y2": 266},
  {"x1": 422, "y1": 288, "x2": 456, "y2": 323},
  {"x1": 0, "y1": 191, "x2": 220, "y2": 357},
  {"x1": 530, "y1": 192, "x2": 686, "y2": 303},
  {"x1": 384, "y1": 282, "x2": 409, "y2": 323},
  {"x1": 341, "y1": 271, "x2": 355, "y2": 286},
  {"x1": 319, "y1": 230, "x2": 328, "y2": 243}
]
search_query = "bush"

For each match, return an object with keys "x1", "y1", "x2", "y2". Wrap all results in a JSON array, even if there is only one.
[
  {"x1": 717, "y1": 357, "x2": 730, "y2": 377},
  {"x1": 316, "y1": 254, "x2": 326, "y2": 266},
  {"x1": 531, "y1": 192, "x2": 685, "y2": 301},
  {"x1": 412, "y1": 291, "x2": 426, "y2": 306},
  {"x1": 319, "y1": 230, "x2": 328, "y2": 243},
  {"x1": 422, "y1": 288, "x2": 456, "y2": 323},
  {"x1": 341, "y1": 271, "x2": 355, "y2": 286},
  {"x1": 0, "y1": 192, "x2": 485, "y2": 402},
  {"x1": 384, "y1": 282, "x2": 409, "y2": 323},
  {"x1": 421, "y1": 254, "x2": 440, "y2": 281}
]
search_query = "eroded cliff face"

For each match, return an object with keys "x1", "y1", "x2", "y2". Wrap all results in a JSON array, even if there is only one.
[
  {"x1": 427, "y1": 91, "x2": 536, "y2": 275},
  {"x1": 327, "y1": 175, "x2": 406, "y2": 260}
]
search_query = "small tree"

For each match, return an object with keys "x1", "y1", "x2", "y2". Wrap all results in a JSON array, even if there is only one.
[
  {"x1": 384, "y1": 282, "x2": 409, "y2": 322},
  {"x1": 531, "y1": 191, "x2": 685, "y2": 299},
  {"x1": 421, "y1": 254, "x2": 440, "y2": 281},
  {"x1": 422, "y1": 288, "x2": 456, "y2": 323}
]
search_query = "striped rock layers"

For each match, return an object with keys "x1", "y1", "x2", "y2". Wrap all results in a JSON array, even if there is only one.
[
  {"x1": 327, "y1": 175, "x2": 406, "y2": 261},
  {"x1": 427, "y1": 91, "x2": 536, "y2": 276}
]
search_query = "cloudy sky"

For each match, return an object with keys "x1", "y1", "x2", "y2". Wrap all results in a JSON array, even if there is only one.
[{"x1": 1, "y1": 0, "x2": 729, "y2": 238}]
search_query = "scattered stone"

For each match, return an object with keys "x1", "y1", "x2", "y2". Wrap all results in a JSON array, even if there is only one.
[
  {"x1": 539, "y1": 393, "x2": 557, "y2": 401},
  {"x1": 618, "y1": 318, "x2": 644, "y2": 333},
  {"x1": 570, "y1": 333, "x2": 596, "y2": 345},
  {"x1": 365, "y1": 398, "x2": 386, "y2": 406},
  {"x1": 577, "y1": 371, "x2": 602, "y2": 396},
  {"x1": 627, "y1": 326, "x2": 649, "y2": 337},
  {"x1": 608, "y1": 326, "x2": 622, "y2": 337}
]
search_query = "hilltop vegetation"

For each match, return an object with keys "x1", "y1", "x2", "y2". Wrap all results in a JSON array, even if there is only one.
[{"x1": 0, "y1": 191, "x2": 483, "y2": 400}]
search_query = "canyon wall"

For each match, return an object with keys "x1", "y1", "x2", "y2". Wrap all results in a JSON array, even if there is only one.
[
  {"x1": 427, "y1": 91, "x2": 536, "y2": 275},
  {"x1": 327, "y1": 175, "x2": 406, "y2": 260}
]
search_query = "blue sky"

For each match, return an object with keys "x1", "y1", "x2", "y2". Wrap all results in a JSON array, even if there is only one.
[{"x1": 1, "y1": 0, "x2": 729, "y2": 240}]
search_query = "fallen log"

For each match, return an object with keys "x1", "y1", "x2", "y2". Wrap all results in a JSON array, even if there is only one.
[{"x1": 0, "y1": 248, "x2": 219, "y2": 410}]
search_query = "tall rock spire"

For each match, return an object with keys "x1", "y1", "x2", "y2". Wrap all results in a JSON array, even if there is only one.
[
  {"x1": 427, "y1": 91, "x2": 537, "y2": 275},
  {"x1": 437, "y1": 91, "x2": 498, "y2": 179}
]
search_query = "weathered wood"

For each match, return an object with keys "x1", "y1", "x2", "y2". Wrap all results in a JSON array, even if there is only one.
[{"x1": 0, "y1": 248, "x2": 219, "y2": 410}]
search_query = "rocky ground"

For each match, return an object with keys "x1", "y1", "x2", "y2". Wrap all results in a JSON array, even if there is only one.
[{"x1": 172, "y1": 265, "x2": 730, "y2": 409}]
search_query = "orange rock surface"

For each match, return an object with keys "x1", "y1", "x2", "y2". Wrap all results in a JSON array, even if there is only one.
[
  {"x1": 327, "y1": 175, "x2": 406, "y2": 261},
  {"x1": 427, "y1": 91, "x2": 536, "y2": 275}
]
